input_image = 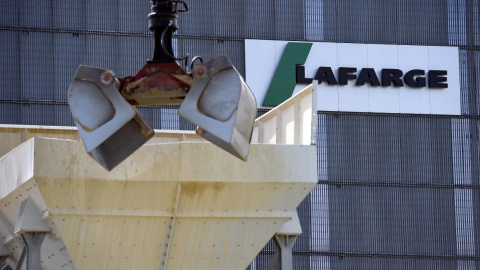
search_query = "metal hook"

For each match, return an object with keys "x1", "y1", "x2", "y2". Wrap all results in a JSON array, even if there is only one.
[{"x1": 190, "y1": 56, "x2": 204, "y2": 71}]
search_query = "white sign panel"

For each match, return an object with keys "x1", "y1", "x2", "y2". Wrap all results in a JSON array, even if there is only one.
[{"x1": 245, "y1": 40, "x2": 461, "y2": 115}]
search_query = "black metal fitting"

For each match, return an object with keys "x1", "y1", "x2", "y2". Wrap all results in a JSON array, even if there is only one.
[{"x1": 148, "y1": 0, "x2": 188, "y2": 63}]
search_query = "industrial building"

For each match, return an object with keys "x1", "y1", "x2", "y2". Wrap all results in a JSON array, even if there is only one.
[{"x1": 1, "y1": 0, "x2": 479, "y2": 269}]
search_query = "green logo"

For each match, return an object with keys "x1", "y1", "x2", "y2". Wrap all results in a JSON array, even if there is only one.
[{"x1": 262, "y1": 42, "x2": 313, "y2": 106}]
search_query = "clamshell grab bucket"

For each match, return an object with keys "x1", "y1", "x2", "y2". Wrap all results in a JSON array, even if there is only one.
[
  {"x1": 178, "y1": 55, "x2": 257, "y2": 161},
  {"x1": 68, "y1": 65, "x2": 154, "y2": 171}
]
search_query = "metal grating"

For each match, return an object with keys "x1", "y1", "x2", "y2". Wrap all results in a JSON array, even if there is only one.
[{"x1": 1, "y1": 1, "x2": 480, "y2": 269}]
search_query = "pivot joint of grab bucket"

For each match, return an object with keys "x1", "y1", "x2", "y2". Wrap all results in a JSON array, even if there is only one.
[{"x1": 67, "y1": 1, "x2": 257, "y2": 171}]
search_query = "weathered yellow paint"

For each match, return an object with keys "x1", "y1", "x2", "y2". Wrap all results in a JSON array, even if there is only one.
[
  {"x1": 0, "y1": 85, "x2": 318, "y2": 270},
  {"x1": 0, "y1": 137, "x2": 316, "y2": 270}
]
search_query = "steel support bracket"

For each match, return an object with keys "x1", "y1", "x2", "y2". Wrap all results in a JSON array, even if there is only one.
[
  {"x1": 20, "y1": 233, "x2": 47, "y2": 270},
  {"x1": 14, "y1": 199, "x2": 50, "y2": 270},
  {"x1": 14, "y1": 199, "x2": 50, "y2": 235},
  {"x1": 267, "y1": 211, "x2": 302, "y2": 270}
]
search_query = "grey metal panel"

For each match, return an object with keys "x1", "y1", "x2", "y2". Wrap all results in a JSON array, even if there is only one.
[
  {"x1": 310, "y1": 256, "x2": 330, "y2": 269},
  {"x1": 474, "y1": 119, "x2": 480, "y2": 186},
  {"x1": 305, "y1": 0, "x2": 324, "y2": 41},
  {"x1": 159, "y1": 106, "x2": 181, "y2": 130},
  {"x1": 20, "y1": 104, "x2": 56, "y2": 125},
  {"x1": 398, "y1": 116, "x2": 453, "y2": 185},
  {"x1": 328, "y1": 185, "x2": 457, "y2": 256},
  {"x1": 18, "y1": 0, "x2": 53, "y2": 28},
  {"x1": 210, "y1": 0, "x2": 245, "y2": 38},
  {"x1": 52, "y1": 0, "x2": 86, "y2": 30},
  {"x1": 0, "y1": 31, "x2": 21, "y2": 99},
  {"x1": 448, "y1": 0, "x2": 467, "y2": 45},
  {"x1": 117, "y1": 35, "x2": 153, "y2": 78},
  {"x1": 452, "y1": 118, "x2": 480, "y2": 186},
  {"x1": 273, "y1": 0, "x2": 305, "y2": 40},
  {"x1": 176, "y1": 1, "x2": 245, "y2": 38},
  {"x1": 85, "y1": 0, "x2": 119, "y2": 31},
  {"x1": 323, "y1": 0, "x2": 449, "y2": 46},
  {"x1": 310, "y1": 184, "x2": 329, "y2": 252},
  {"x1": 474, "y1": 190, "x2": 480, "y2": 259},
  {"x1": 466, "y1": 0, "x2": 480, "y2": 46},
  {"x1": 294, "y1": 194, "x2": 311, "y2": 252},
  {"x1": 85, "y1": 34, "x2": 119, "y2": 73},
  {"x1": 0, "y1": 104, "x2": 20, "y2": 124},
  {"x1": 20, "y1": 32, "x2": 55, "y2": 100},
  {"x1": 454, "y1": 188, "x2": 476, "y2": 256},
  {"x1": 118, "y1": 1, "x2": 151, "y2": 33},
  {"x1": 317, "y1": 114, "x2": 328, "y2": 181},
  {"x1": 328, "y1": 256, "x2": 458, "y2": 270},
  {"x1": 178, "y1": 0, "x2": 304, "y2": 40},
  {"x1": 325, "y1": 114, "x2": 453, "y2": 185},
  {"x1": 460, "y1": 49, "x2": 480, "y2": 116},
  {"x1": 459, "y1": 49, "x2": 470, "y2": 115},
  {"x1": 244, "y1": 0, "x2": 276, "y2": 40},
  {"x1": 54, "y1": 104, "x2": 75, "y2": 126},
  {"x1": 53, "y1": 33, "x2": 87, "y2": 101},
  {"x1": 136, "y1": 105, "x2": 195, "y2": 131},
  {"x1": 1, "y1": 0, "x2": 19, "y2": 27}
]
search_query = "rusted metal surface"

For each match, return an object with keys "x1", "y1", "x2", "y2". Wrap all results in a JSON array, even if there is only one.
[{"x1": 120, "y1": 62, "x2": 193, "y2": 105}]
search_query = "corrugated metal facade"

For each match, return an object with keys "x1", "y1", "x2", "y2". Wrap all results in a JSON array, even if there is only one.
[{"x1": 1, "y1": 0, "x2": 480, "y2": 269}]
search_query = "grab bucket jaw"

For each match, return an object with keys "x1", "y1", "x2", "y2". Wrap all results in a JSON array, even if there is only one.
[
  {"x1": 178, "y1": 56, "x2": 257, "y2": 161},
  {"x1": 68, "y1": 65, "x2": 154, "y2": 171}
]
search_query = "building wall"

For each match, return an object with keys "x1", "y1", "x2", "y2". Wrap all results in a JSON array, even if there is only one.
[{"x1": 1, "y1": 0, "x2": 479, "y2": 269}]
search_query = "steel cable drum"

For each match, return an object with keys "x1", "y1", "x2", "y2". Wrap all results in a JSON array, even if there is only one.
[
  {"x1": 179, "y1": 55, "x2": 257, "y2": 161},
  {"x1": 68, "y1": 65, "x2": 154, "y2": 171}
]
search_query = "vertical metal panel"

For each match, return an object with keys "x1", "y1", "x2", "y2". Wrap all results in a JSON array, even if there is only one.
[
  {"x1": 329, "y1": 256, "x2": 458, "y2": 270},
  {"x1": 474, "y1": 190, "x2": 480, "y2": 261},
  {"x1": 18, "y1": 0, "x2": 53, "y2": 28},
  {"x1": 328, "y1": 185, "x2": 457, "y2": 256},
  {"x1": 325, "y1": 114, "x2": 453, "y2": 185},
  {"x1": 274, "y1": 0, "x2": 305, "y2": 40},
  {"x1": 294, "y1": 194, "x2": 311, "y2": 252},
  {"x1": 20, "y1": 32, "x2": 55, "y2": 100},
  {"x1": 323, "y1": 0, "x2": 449, "y2": 45},
  {"x1": 0, "y1": 104, "x2": 21, "y2": 124},
  {"x1": 117, "y1": 1, "x2": 151, "y2": 33},
  {"x1": 178, "y1": 0, "x2": 305, "y2": 40},
  {"x1": 117, "y1": 35, "x2": 153, "y2": 78},
  {"x1": 460, "y1": 49, "x2": 480, "y2": 116},
  {"x1": 1, "y1": 0, "x2": 19, "y2": 27},
  {"x1": 459, "y1": 49, "x2": 470, "y2": 114},
  {"x1": 177, "y1": 0, "x2": 245, "y2": 38},
  {"x1": 311, "y1": 256, "x2": 330, "y2": 269},
  {"x1": 85, "y1": 34, "x2": 119, "y2": 72},
  {"x1": 454, "y1": 189, "x2": 475, "y2": 256},
  {"x1": 0, "y1": 31, "x2": 21, "y2": 99},
  {"x1": 20, "y1": 104, "x2": 57, "y2": 125},
  {"x1": 305, "y1": 0, "x2": 324, "y2": 41},
  {"x1": 54, "y1": 104, "x2": 75, "y2": 126},
  {"x1": 310, "y1": 185, "x2": 329, "y2": 252},
  {"x1": 52, "y1": 0, "x2": 86, "y2": 30},
  {"x1": 317, "y1": 114, "x2": 328, "y2": 180},
  {"x1": 53, "y1": 33, "x2": 87, "y2": 101},
  {"x1": 85, "y1": 0, "x2": 119, "y2": 31},
  {"x1": 451, "y1": 118, "x2": 479, "y2": 186},
  {"x1": 244, "y1": 0, "x2": 276, "y2": 39}
]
